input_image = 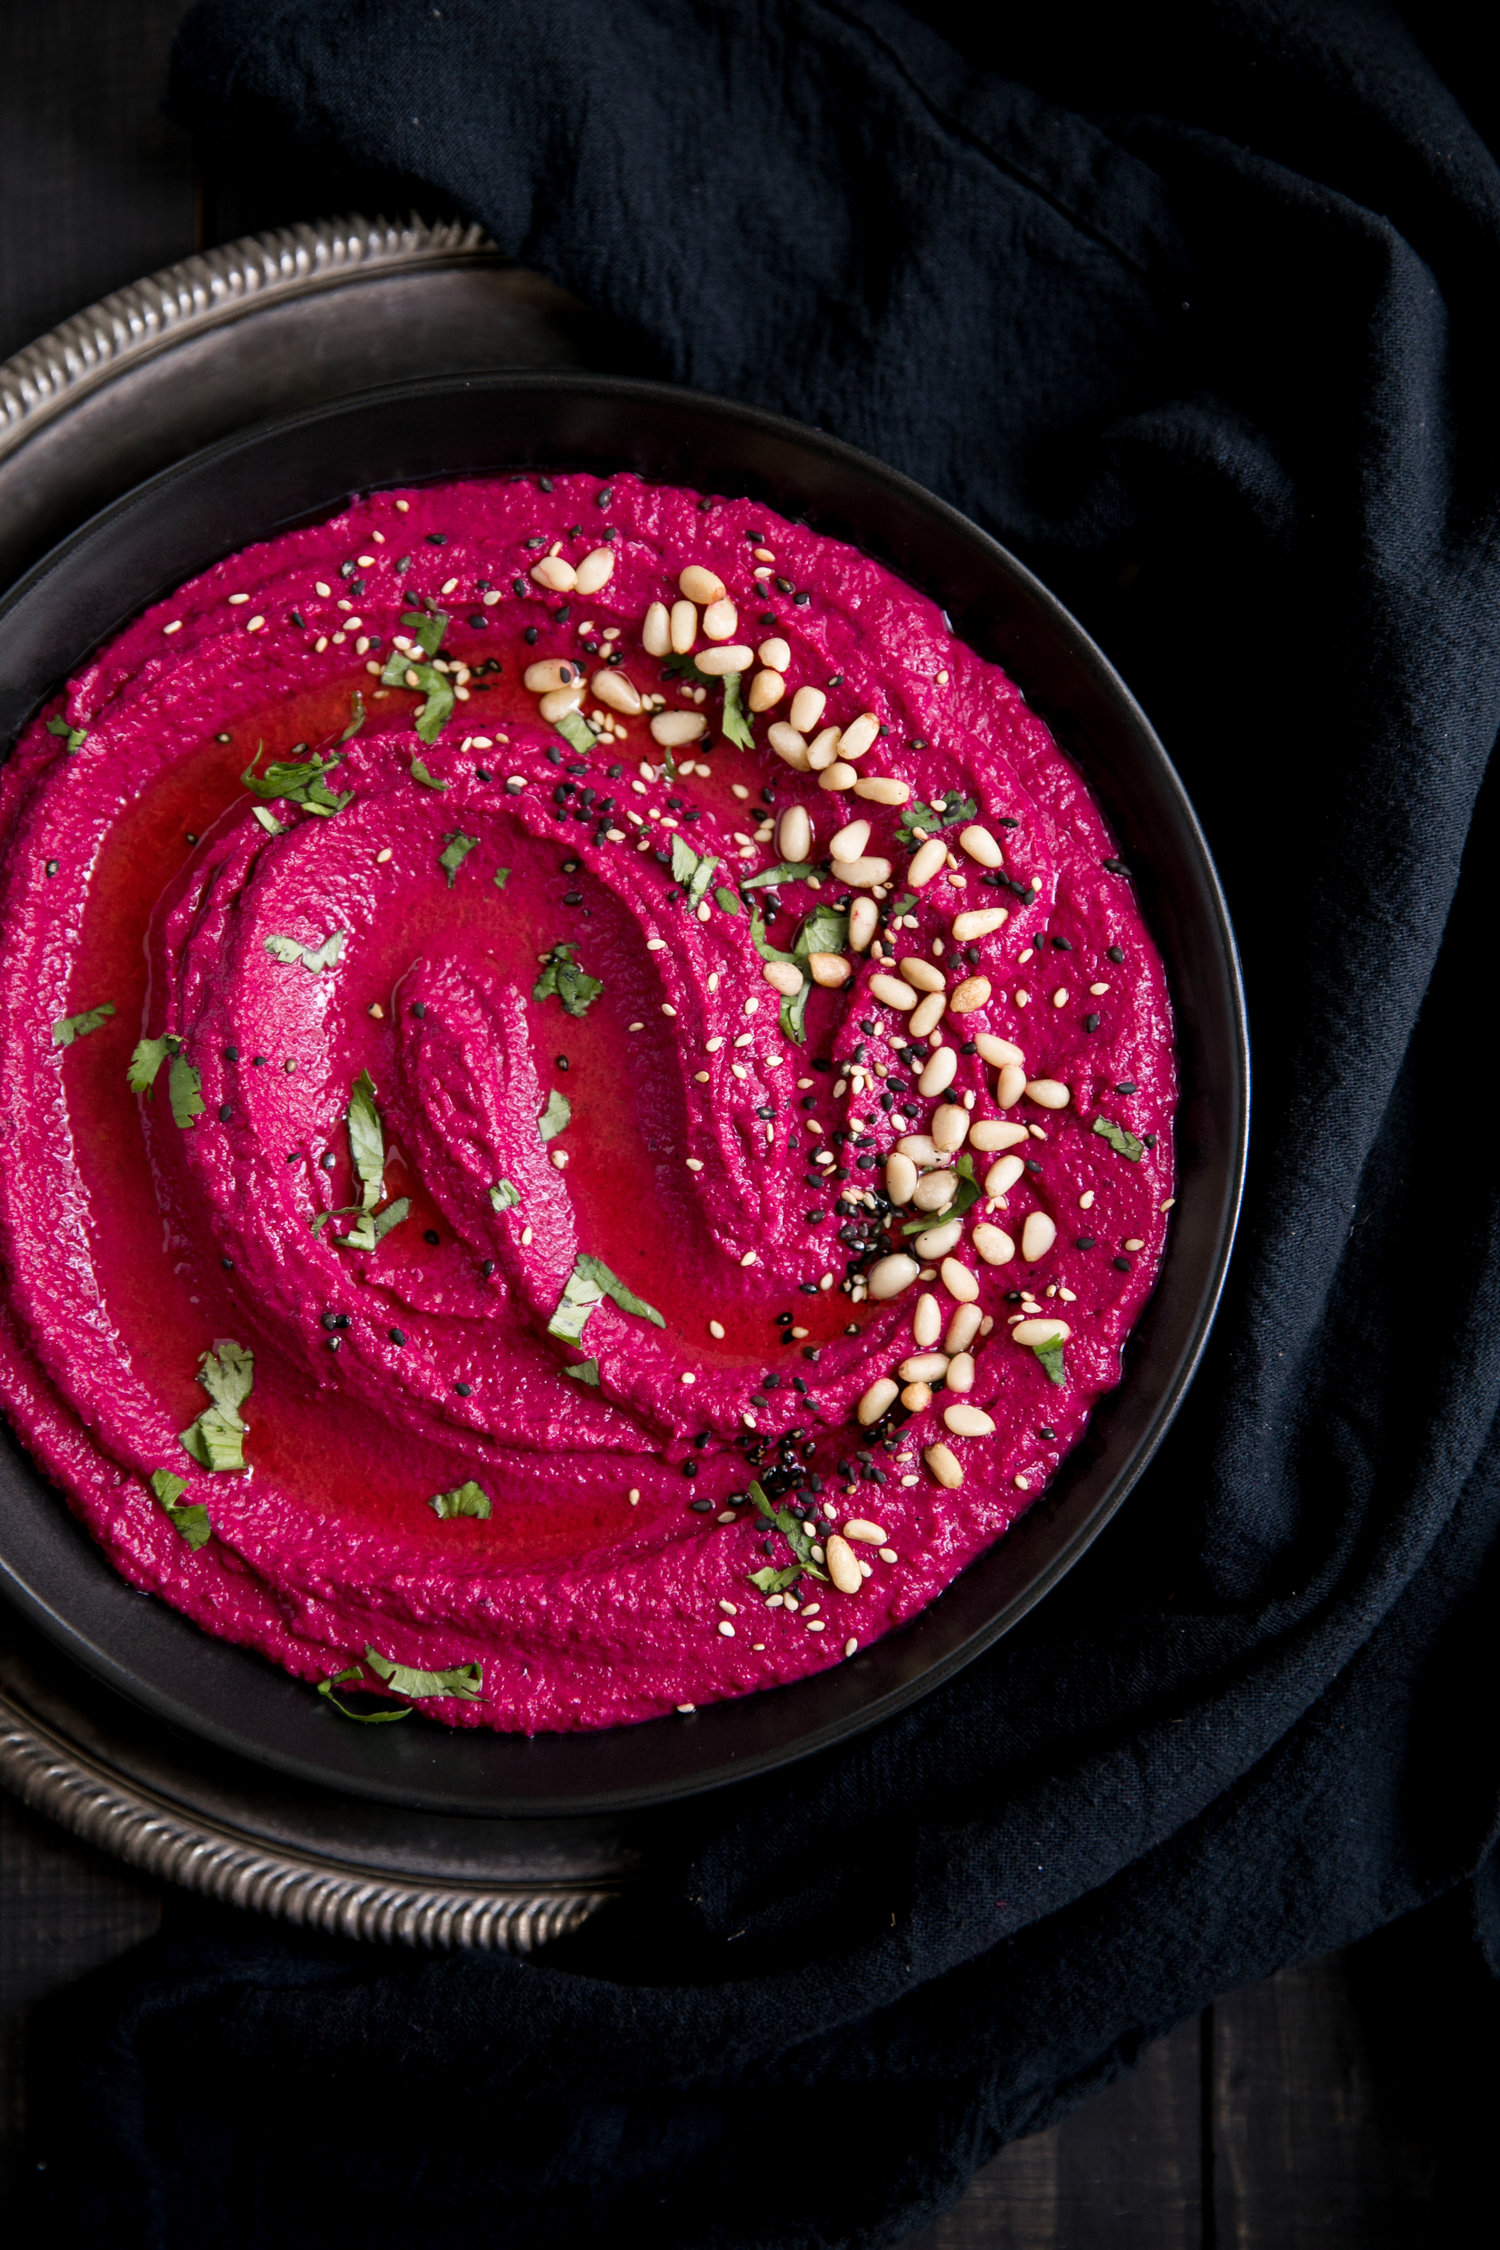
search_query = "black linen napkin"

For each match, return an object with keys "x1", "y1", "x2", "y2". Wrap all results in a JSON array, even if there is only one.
[{"x1": 24, "y1": 4, "x2": 1500, "y2": 2242}]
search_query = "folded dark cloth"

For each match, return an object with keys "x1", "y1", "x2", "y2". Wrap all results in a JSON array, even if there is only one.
[{"x1": 25, "y1": 4, "x2": 1500, "y2": 2242}]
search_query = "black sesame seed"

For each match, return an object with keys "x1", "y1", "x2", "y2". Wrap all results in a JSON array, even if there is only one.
[
  {"x1": 44, "y1": 860, "x2": 58, "y2": 876},
  {"x1": 1085, "y1": 1013, "x2": 1101, "y2": 1032},
  {"x1": 597, "y1": 487, "x2": 613, "y2": 506},
  {"x1": 425, "y1": 533, "x2": 447, "y2": 546},
  {"x1": 563, "y1": 890, "x2": 582, "y2": 906},
  {"x1": 775, "y1": 1311, "x2": 794, "y2": 1326},
  {"x1": 682, "y1": 1459, "x2": 698, "y2": 1478},
  {"x1": 320, "y1": 1151, "x2": 336, "y2": 1171},
  {"x1": 524, "y1": 626, "x2": 539, "y2": 643},
  {"x1": 1107, "y1": 946, "x2": 1125, "y2": 963},
  {"x1": 320, "y1": 1312, "x2": 340, "y2": 1331},
  {"x1": 252, "y1": 1055, "x2": 267, "y2": 1066},
  {"x1": 690, "y1": 1496, "x2": 713, "y2": 1510},
  {"x1": 424, "y1": 1229, "x2": 441, "y2": 1245},
  {"x1": 220, "y1": 1256, "x2": 234, "y2": 1271},
  {"x1": 538, "y1": 476, "x2": 554, "y2": 492},
  {"x1": 218, "y1": 1103, "x2": 233, "y2": 1123},
  {"x1": 328, "y1": 1336, "x2": 342, "y2": 1352},
  {"x1": 1116, "y1": 1082, "x2": 1138, "y2": 1095},
  {"x1": 1076, "y1": 1236, "x2": 1096, "y2": 1250},
  {"x1": 412, "y1": 1001, "x2": 427, "y2": 1018},
  {"x1": 455, "y1": 1381, "x2": 473, "y2": 1396},
  {"x1": 389, "y1": 1328, "x2": 406, "y2": 1346},
  {"x1": 1114, "y1": 1256, "x2": 1133, "y2": 1272}
]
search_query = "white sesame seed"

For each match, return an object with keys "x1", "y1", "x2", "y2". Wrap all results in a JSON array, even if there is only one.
[
  {"x1": 681, "y1": 1371, "x2": 696, "y2": 1385},
  {"x1": 314, "y1": 581, "x2": 332, "y2": 597},
  {"x1": 686, "y1": 1157, "x2": 704, "y2": 1171},
  {"x1": 163, "y1": 619, "x2": 182, "y2": 634},
  {"x1": 228, "y1": 592, "x2": 249, "y2": 604},
  {"x1": 807, "y1": 1620, "x2": 826, "y2": 1633},
  {"x1": 845, "y1": 1638, "x2": 859, "y2": 1658},
  {"x1": 662, "y1": 1003, "x2": 677, "y2": 1017},
  {"x1": 709, "y1": 1319, "x2": 725, "y2": 1339},
  {"x1": 376, "y1": 848, "x2": 393, "y2": 863}
]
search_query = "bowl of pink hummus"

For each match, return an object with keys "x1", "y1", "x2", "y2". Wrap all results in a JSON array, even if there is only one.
[{"x1": 0, "y1": 377, "x2": 1244, "y2": 1810}]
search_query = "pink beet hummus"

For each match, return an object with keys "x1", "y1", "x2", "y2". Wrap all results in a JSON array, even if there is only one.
[{"x1": 0, "y1": 473, "x2": 1175, "y2": 1731}]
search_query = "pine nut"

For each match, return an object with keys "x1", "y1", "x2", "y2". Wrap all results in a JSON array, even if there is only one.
[
  {"x1": 679, "y1": 565, "x2": 726, "y2": 604},
  {"x1": 899, "y1": 1352, "x2": 950, "y2": 1381},
  {"x1": 748, "y1": 669, "x2": 785, "y2": 711},
  {"x1": 857, "y1": 1378, "x2": 899, "y2": 1427},
  {"x1": 574, "y1": 547, "x2": 616, "y2": 594},
  {"x1": 931, "y1": 1103, "x2": 969, "y2": 1152},
  {"x1": 984, "y1": 1153, "x2": 1026, "y2": 1195},
  {"x1": 941, "y1": 1256, "x2": 979, "y2": 1302},
  {"x1": 806, "y1": 726, "x2": 842, "y2": 771},
  {"x1": 767, "y1": 722, "x2": 811, "y2": 770},
  {"x1": 650, "y1": 711, "x2": 708, "y2": 746},
  {"x1": 758, "y1": 636, "x2": 791, "y2": 669},
  {"x1": 975, "y1": 1034, "x2": 1025, "y2": 1068},
  {"x1": 843, "y1": 1519, "x2": 887, "y2": 1544},
  {"x1": 777, "y1": 805, "x2": 812, "y2": 861},
  {"x1": 913, "y1": 1291, "x2": 943, "y2": 1346},
  {"x1": 945, "y1": 1350, "x2": 976, "y2": 1392},
  {"x1": 695, "y1": 644, "x2": 753, "y2": 676},
  {"x1": 808, "y1": 952, "x2": 851, "y2": 987},
  {"x1": 1025, "y1": 1078, "x2": 1071, "y2": 1109},
  {"x1": 909, "y1": 991, "x2": 947, "y2": 1037},
  {"x1": 996, "y1": 1062, "x2": 1027, "y2": 1107},
  {"x1": 912, "y1": 1171, "x2": 957, "y2": 1212},
  {"x1": 908, "y1": 837, "x2": 948, "y2": 887},
  {"x1": 952, "y1": 908, "x2": 1008, "y2": 941},
  {"x1": 539, "y1": 685, "x2": 585, "y2": 720},
  {"x1": 818, "y1": 762, "x2": 858, "y2": 792},
  {"x1": 825, "y1": 1534, "x2": 864, "y2": 1594},
  {"x1": 702, "y1": 598, "x2": 738, "y2": 641},
  {"x1": 944, "y1": 1302, "x2": 982, "y2": 1353},
  {"x1": 837, "y1": 711, "x2": 879, "y2": 760},
  {"x1": 949, "y1": 976, "x2": 992, "y2": 1014},
  {"x1": 901, "y1": 1381, "x2": 933, "y2": 1412},
  {"x1": 762, "y1": 960, "x2": 805, "y2": 997},
  {"x1": 853, "y1": 775, "x2": 910, "y2": 804},
  {"x1": 669, "y1": 599, "x2": 697, "y2": 654},
  {"x1": 849, "y1": 898, "x2": 879, "y2": 951},
  {"x1": 1013, "y1": 1317, "x2": 1070, "y2": 1347},
  {"x1": 925, "y1": 1442, "x2": 964, "y2": 1489},
  {"x1": 871, "y1": 973, "x2": 918, "y2": 1011},
  {"x1": 530, "y1": 556, "x2": 576, "y2": 591},
  {"x1": 829, "y1": 818, "x2": 871, "y2": 862},
  {"x1": 524, "y1": 658, "x2": 579, "y2": 691},
  {"x1": 886, "y1": 1152, "x2": 918, "y2": 1205},
  {"x1": 969, "y1": 1120, "x2": 1029, "y2": 1152},
  {"x1": 789, "y1": 686, "x2": 827, "y2": 732},
  {"x1": 918, "y1": 1047, "x2": 958, "y2": 1097},
  {"x1": 944, "y1": 1401, "x2": 995, "y2": 1436},
  {"x1": 915, "y1": 1218, "x2": 962, "y2": 1258},
  {"x1": 1021, "y1": 1212, "x2": 1057, "y2": 1261},
  {"x1": 833, "y1": 854, "x2": 892, "y2": 884},
  {"x1": 592, "y1": 669, "x2": 642, "y2": 715},
  {"x1": 898, "y1": 956, "x2": 944, "y2": 993},
  {"x1": 973, "y1": 1223, "x2": 1016, "y2": 1265},
  {"x1": 643, "y1": 602, "x2": 671, "y2": 656},
  {"x1": 867, "y1": 1253, "x2": 921, "y2": 1300},
  {"x1": 957, "y1": 824, "x2": 1003, "y2": 867}
]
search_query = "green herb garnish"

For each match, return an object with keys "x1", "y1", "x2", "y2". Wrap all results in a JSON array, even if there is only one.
[
  {"x1": 713, "y1": 886, "x2": 742, "y2": 915},
  {"x1": 52, "y1": 1001, "x2": 115, "y2": 1047},
  {"x1": 317, "y1": 1665, "x2": 413, "y2": 1723},
  {"x1": 493, "y1": 867, "x2": 511, "y2": 890},
  {"x1": 169, "y1": 1055, "x2": 205, "y2": 1128},
  {"x1": 538, "y1": 1089, "x2": 571, "y2": 1141},
  {"x1": 363, "y1": 1645, "x2": 483, "y2": 1700},
  {"x1": 660, "y1": 654, "x2": 714, "y2": 688},
  {"x1": 264, "y1": 930, "x2": 346, "y2": 972},
  {"x1": 548, "y1": 1253, "x2": 664, "y2": 1344},
  {"x1": 562, "y1": 1357, "x2": 600, "y2": 1386},
  {"x1": 895, "y1": 791, "x2": 977, "y2": 852},
  {"x1": 46, "y1": 715, "x2": 86, "y2": 753},
  {"x1": 744, "y1": 860, "x2": 819, "y2": 890},
  {"x1": 490, "y1": 1179, "x2": 520, "y2": 1210},
  {"x1": 311, "y1": 1073, "x2": 409, "y2": 1249},
  {"x1": 902, "y1": 1151, "x2": 981, "y2": 1234},
  {"x1": 749, "y1": 903, "x2": 849, "y2": 1045},
  {"x1": 429, "y1": 1481, "x2": 492, "y2": 1519},
  {"x1": 127, "y1": 1033, "x2": 177, "y2": 1096},
  {"x1": 381, "y1": 610, "x2": 454, "y2": 743},
  {"x1": 555, "y1": 711, "x2": 597, "y2": 755},
  {"x1": 1092, "y1": 1115, "x2": 1145, "y2": 1162},
  {"x1": 720, "y1": 673, "x2": 754, "y2": 749},
  {"x1": 746, "y1": 1478, "x2": 828, "y2": 1590},
  {"x1": 409, "y1": 756, "x2": 450, "y2": 790},
  {"x1": 533, "y1": 941, "x2": 603, "y2": 1018},
  {"x1": 439, "y1": 830, "x2": 477, "y2": 886},
  {"x1": 130, "y1": 1029, "x2": 206, "y2": 1120},
  {"x1": 670, "y1": 833, "x2": 721, "y2": 909},
  {"x1": 178, "y1": 1339, "x2": 253, "y2": 1472},
  {"x1": 1034, "y1": 1338, "x2": 1067, "y2": 1387},
  {"x1": 251, "y1": 806, "x2": 285, "y2": 836},
  {"x1": 340, "y1": 692, "x2": 366, "y2": 741},
  {"x1": 149, "y1": 1467, "x2": 211, "y2": 1550},
  {"x1": 242, "y1": 745, "x2": 353, "y2": 816}
]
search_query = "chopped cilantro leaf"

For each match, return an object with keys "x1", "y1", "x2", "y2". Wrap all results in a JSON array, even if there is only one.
[
  {"x1": 317, "y1": 1665, "x2": 412, "y2": 1723},
  {"x1": 127, "y1": 1032, "x2": 178, "y2": 1096},
  {"x1": 493, "y1": 867, "x2": 511, "y2": 890},
  {"x1": 178, "y1": 1339, "x2": 252, "y2": 1472},
  {"x1": 744, "y1": 860, "x2": 819, "y2": 890},
  {"x1": 168, "y1": 1055, "x2": 204, "y2": 1128},
  {"x1": 896, "y1": 791, "x2": 978, "y2": 852},
  {"x1": 747, "y1": 1478, "x2": 829, "y2": 1586},
  {"x1": 242, "y1": 745, "x2": 353, "y2": 816},
  {"x1": 902, "y1": 1152, "x2": 981, "y2": 1234},
  {"x1": 659, "y1": 653, "x2": 714, "y2": 688},
  {"x1": 52, "y1": 1001, "x2": 115, "y2": 1047},
  {"x1": 490, "y1": 1179, "x2": 520, "y2": 1210},
  {"x1": 264, "y1": 930, "x2": 346, "y2": 972},
  {"x1": 1034, "y1": 1339, "x2": 1067, "y2": 1387},
  {"x1": 429, "y1": 1481, "x2": 492, "y2": 1519},
  {"x1": 46, "y1": 716, "x2": 87, "y2": 753},
  {"x1": 251, "y1": 806, "x2": 285, "y2": 835},
  {"x1": 363, "y1": 1645, "x2": 483, "y2": 1700},
  {"x1": 400, "y1": 609, "x2": 448, "y2": 658},
  {"x1": 671, "y1": 833, "x2": 721, "y2": 908},
  {"x1": 538, "y1": 1089, "x2": 571, "y2": 1141},
  {"x1": 714, "y1": 886, "x2": 742, "y2": 915},
  {"x1": 346, "y1": 1070, "x2": 386, "y2": 1210},
  {"x1": 339, "y1": 692, "x2": 366, "y2": 741},
  {"x1": 149, "y1": 1466, "x2": 211, "y2": 1549},
  {"x1": 409, "y1": 756, "x2": 450, "y2": 790},
  {"x1": 562, "y1": 1357, "x2": 601, "y2": 1386},
  {"x1": 555, "y1": 711, "x2": 598, "y2": 755},
  {"x1": 547, "y1": 1253, "x2": 664, "y2": 1343},
  {"x1": 720, "y1": 674, "x2": 754, "y2": 749},
  {"x1": 533, "y1": 941, "x2": 603, "y2": 1017},
  {"x1": 439, "y1": 830, "x2": 478, "y2": 885},
  {"x1": 1093, "y1": 1115, "x2": 1145, "y2": 1161}
]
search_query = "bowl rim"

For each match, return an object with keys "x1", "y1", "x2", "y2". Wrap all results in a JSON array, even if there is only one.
[{"x1": 0, "y1": 370, "x2": 1248, "y2": 1814}]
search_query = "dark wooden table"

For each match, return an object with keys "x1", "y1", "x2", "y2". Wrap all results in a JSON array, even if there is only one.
[{"x1": 3, "y1": 4, "x2": 1497, "y2": 2236}]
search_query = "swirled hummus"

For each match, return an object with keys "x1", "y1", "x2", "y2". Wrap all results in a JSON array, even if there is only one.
[{"x1": 0, "y1": 474, "x2": 1175, "y2": 1730}]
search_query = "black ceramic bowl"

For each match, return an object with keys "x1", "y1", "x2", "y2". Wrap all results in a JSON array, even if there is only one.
[{"x1": 0, "y1": 374, "x2": 1247, "y2": 1815}]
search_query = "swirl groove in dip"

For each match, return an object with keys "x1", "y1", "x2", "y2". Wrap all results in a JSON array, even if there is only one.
[{"x1": 0, "y1": 475, "x2": 1175, "y2": 1730}]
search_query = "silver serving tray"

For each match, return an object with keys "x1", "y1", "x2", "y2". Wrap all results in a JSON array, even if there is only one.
[{"x1": 0, "y1": 215, "x2": 644, "y2": 1947}]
